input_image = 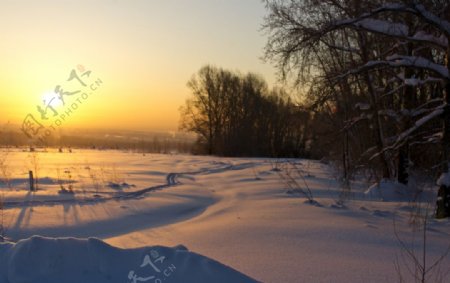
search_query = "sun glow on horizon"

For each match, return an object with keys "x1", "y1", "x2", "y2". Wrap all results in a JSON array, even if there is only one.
[{"x1": 0, "y1": 0, "x2": 276, "y2": 132}]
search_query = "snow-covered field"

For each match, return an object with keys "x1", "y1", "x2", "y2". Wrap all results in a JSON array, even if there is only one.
[{"x1": 0, "y1": 149, "x2": 449, "y2": 282}]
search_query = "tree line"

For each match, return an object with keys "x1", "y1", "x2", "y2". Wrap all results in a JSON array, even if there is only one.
[
  {"x1": 0, "y1": 128, "x2": 193, "y2": 154},
  {"x1": 179, "y1": 65, "x2": 311, "y2": 158},
  {"x1": 180, "y1": 0, "x2": 450, "y2": 218}
]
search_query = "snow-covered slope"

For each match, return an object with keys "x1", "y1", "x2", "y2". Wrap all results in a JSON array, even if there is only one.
[{"x1": 0, "y1": 149, "x2": 449, "y2": 282}]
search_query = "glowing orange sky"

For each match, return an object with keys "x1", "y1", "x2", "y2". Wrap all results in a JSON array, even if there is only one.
[{"x1": 0, "y1": 0, "x2": 277, "y2": 132}]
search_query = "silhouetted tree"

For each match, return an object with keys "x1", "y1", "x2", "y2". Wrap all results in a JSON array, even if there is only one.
[{"x1": 180, "y1": 65, "x2": 310, "y2": 157}]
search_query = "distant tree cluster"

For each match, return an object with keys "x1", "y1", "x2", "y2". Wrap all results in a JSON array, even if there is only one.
[
  {"x1": 57, "y1": 134, "x2": 193, "y2": 154},
  {"x1": 180, "y1": 65, "x2": 310, "y2": 157},
  {"x1": 0, "y1": 127, "x2": 193, "y2": 154},
  {"x1": 263, "y1": 0, "x2": 450, "y2": 217}
]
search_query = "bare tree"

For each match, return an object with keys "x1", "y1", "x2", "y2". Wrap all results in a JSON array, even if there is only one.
[
  {"x1": 263, "y1": 0, "x2": 450, "y2": 217},
  {"x1": 180, "y1": 65, "x2": 310, "y2": 157}
]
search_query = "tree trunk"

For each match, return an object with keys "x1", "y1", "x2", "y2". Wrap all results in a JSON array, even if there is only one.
[
  {"x1": 342, "y1": 130, "x2": 349, "y2": 181},
  {"x1": 398, "y1": 43, "x2": 415, "y2": 185},
  {"x1": 397, "y1": 144, "x2": 409, "y2": 185},
  {"x1": 436, "y1": 46, "x2": 450, "y2": 218},
  {"x1": 365, "y1": 71, "x2": 392, "y2": 179},
  {"x1": 358, "y1": 34, "x2": 392, "y2": 179}
]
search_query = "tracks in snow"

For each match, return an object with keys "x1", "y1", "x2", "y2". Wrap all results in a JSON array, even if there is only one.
[{"x1": 3, "y1": 163, "x2": 233, "y2": 209}]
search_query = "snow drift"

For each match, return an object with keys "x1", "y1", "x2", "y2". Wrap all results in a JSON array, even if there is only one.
[
  {"x1": 0, "y1": 236, "x2": 259, "y2": 283},
  {"x1": 364, "y1": 179, "x2": 413, "y2": 201}
]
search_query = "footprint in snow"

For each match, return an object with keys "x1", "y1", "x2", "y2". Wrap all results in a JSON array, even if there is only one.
[
  {"x1": 364, "y1": 223, "x2": 378, "y2": 229},
  {"x1": 371, "y1": 210, "x2": 393, "y2": 218}
]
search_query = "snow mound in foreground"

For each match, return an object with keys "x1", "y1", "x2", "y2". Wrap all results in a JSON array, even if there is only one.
[
  {"x1": 0, "y1": 236, "x2": 259, "y2": 283},
  {"x1": 364, "y1": 179, "x2": 412, "y2": 201}
]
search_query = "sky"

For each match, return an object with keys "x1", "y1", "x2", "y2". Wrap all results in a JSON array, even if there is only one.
[{"x1": 0, "y1": 0, "x2": 277, "y2": 133}]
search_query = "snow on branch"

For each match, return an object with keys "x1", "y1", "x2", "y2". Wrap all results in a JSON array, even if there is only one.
[
  {"x1": 412, "y1": 31, "x2": 448, "y2": 49},
  {"x1": 404, "y1": 77, "x2": 444, "y2": 86},
  {"x1": 351, "y1": 18, "x2": 409, "y2": 37},
  {"x1": 370, "y1": 105, "x2": 444, "y2": 160},
  {"x1": 413, "y1": 4, "x2": 450, "y2": 37},
  {"x1": 359, "y1": 3, "x2": 450, "y2": 37},
  {"x1": 401, "y1": 105, "x2": 443, "y2": 131},
  {"x1": 386, "y1": 55, "x2": 449, "y2": 78},
  {"x1": 329, "y1": 3, "x2": 449, "y2": 48},
  {"x1": 412, "y1": 98, "x2": 444, "y2": 117},
  {"x1": 336, "y1": 55, "x2": 449, "y2": 80}
]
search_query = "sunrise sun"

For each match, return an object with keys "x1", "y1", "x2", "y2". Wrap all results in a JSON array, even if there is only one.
[{"x1": 41, "y1": 90, "x2": 63, "y2": 109}]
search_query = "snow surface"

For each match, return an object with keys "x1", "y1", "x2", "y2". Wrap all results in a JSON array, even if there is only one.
[
  {"x1": 364, "y1": 179, "x2": 412, "y2": 201},
  {"x1": 0, "y1": 149, "x2": 449, "y2": 282}
]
